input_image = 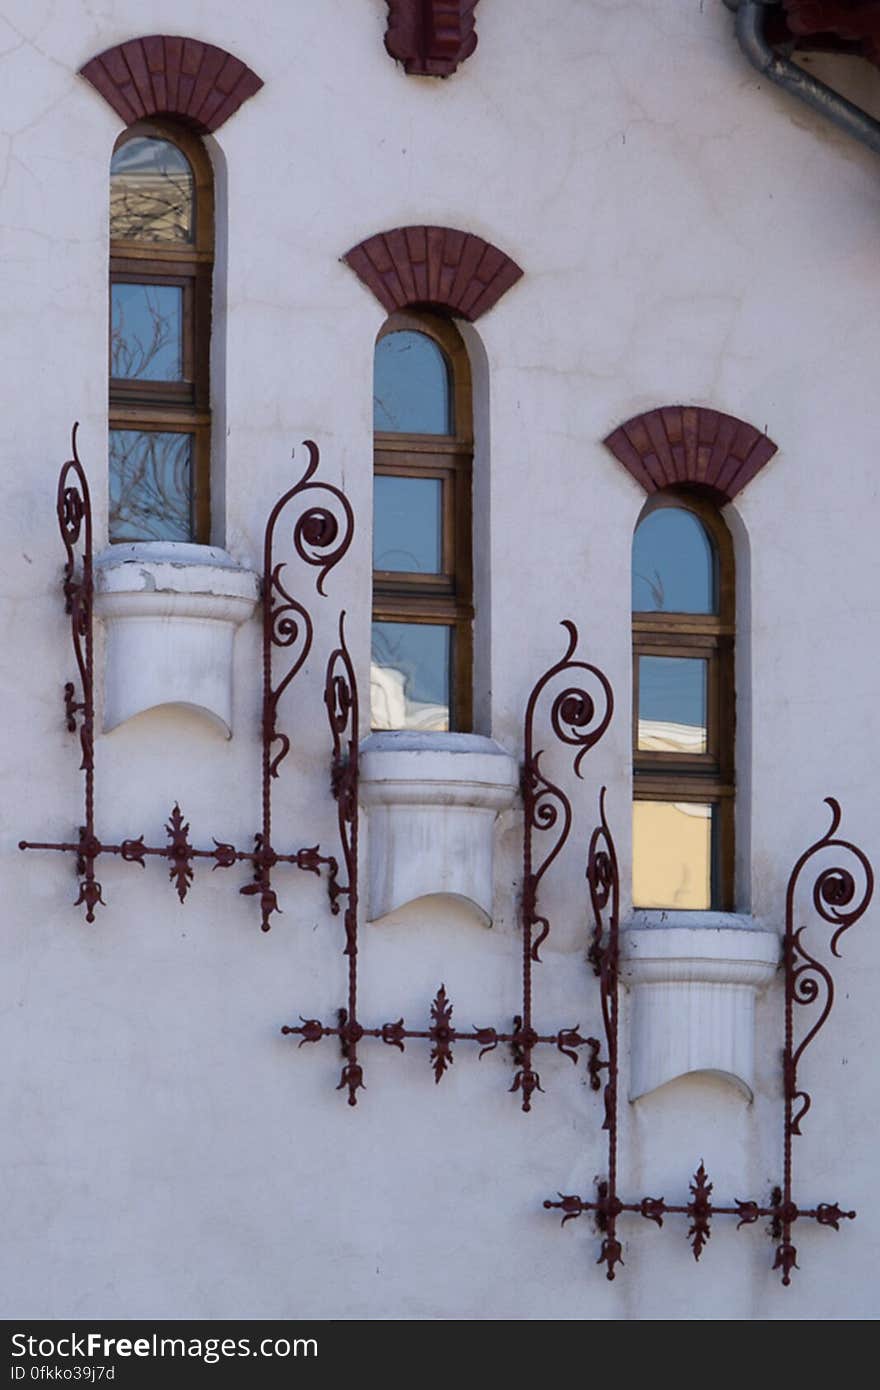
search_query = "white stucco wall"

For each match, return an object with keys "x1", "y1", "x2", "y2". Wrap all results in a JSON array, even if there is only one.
[{"x1": 1, "y1": 0, "x2": 878, "y2": 1319}]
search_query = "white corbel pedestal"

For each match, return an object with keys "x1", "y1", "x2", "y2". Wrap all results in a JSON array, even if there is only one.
[
  {"x1": 94, "y1": 542, "x2": 260, "y2": 736},
  {"x1": 620, "y1": 917, "x2": 780, "y2": 1100},
  {"x1": 359, "y1": 731, "x2": 519, "y2": 925}
]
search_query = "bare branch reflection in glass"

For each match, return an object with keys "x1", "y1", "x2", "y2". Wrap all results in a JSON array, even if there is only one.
[
  {"x1": 110, "y1": 137, "x2": 194, "y2": 243},
  {"x1": 109, "y1": 430, "x2": 193, "y2": 542},
  {"x1": 111, "y1": 283, "x2": 183, "y2": 381},
  {"x1": 632, "y1": 507, "x2": 716, "y2": 614},
  {"x1": 374, "y1": 331, "x2": 452, "y2": 434}
]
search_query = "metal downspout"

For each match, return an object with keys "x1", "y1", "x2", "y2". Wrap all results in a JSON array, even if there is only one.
[{"x1": 731, "y1": 0, "x2": 880, "y2": 156}]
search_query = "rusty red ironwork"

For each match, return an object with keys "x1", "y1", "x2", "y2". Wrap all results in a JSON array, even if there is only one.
[
  {"x1": 324, "y1": 611, "x2": 363, "y2": 1103},
  {"x1": 283, "y1": 620, "x2": 612, "y2": 1110},
  {"x1": 247, "y1": 440, "x2": 354, "y2": 929},
  {"x1": 20, "y1": 430, "x2": 353, "y2": 930},
  {"x1": 584, "y1": 785, "x2": 623, "y2": 1277},
  {"x1": 774, "y1": 795, "x2": 873, "y2": 1279},
  {"x1": 517, "y1": 621, "x2": 612, "y2": 1108},
  {"x1": 545, "y1": 794, "x2": 872, "y2": 1285}
]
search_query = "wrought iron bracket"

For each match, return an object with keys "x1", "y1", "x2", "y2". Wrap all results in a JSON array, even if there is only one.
[
  {"x1": 20, "y1": 427, "x2": 354, "y2": 931},
  {"x1": 283, "y1": 620, "x2": 614, "y2": 1108},
  {"x1": 545, "y1": 792, "x2": 873, "y2": 1286}
]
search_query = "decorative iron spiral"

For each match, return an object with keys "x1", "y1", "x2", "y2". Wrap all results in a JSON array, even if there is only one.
[
  {"x1": 785, "y1": 798, "x2": 874, "y2": 1132},
  {"x1": 326, "y1": 667, "x2": 354, "y2": 743},
  {"x1": 788, "y1": 798, "x2": 873, "y2": 962},
  {"x1": 295, "y1": 505, "x2": 340, "y2": 567},
  {"x1": 324, "y1": 613, "x2": 360, "y2": 921},
  {"x1": 56, "y1": 426, "x2": 90, "y2": 548},
  {"x1": 524, "y1": 765, "x2": 572, "y2": 936},
  {"x1": 55, "y1": 426, "x2": 93, "y2": 735},
  {"x1": 269, "y1": 571, "x2": 311, "y2": 652},
  {"x1": 261, "y1": 442, "x2": 354, "y2": 765},
  {"x1": 265, "y1": 570, "x2": 314, "y2": 768},
  {"x1": 530, "y1": 776, "x2": 566, "y2": 836},
  {"x1": 324, "y1": 613, "x2": 359, "y2": 757},
  {"x1": 525, "y1": 622, "x2": 613, "y2": 782},
  {"x1": 551, "y1": 687, "x2": 596, "y2": 746},
  {"x1": 587, "y1": 789, "x2": 619, "y2": 930},
  {"x1": 270, "y1": 440, "x2": 354, "y2": 597},
  {"x1": 56, "y1": 426, "x2": 92, "y2": 632},
  {"x1": 58, "y1": 485, "x2": 84, "y2": 549},
  {"x1": 589, "y1": 849, "x2": 613, "y2": 914}
]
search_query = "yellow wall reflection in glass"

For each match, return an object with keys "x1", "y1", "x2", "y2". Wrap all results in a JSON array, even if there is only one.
[{"x1": 633, "y1": 800, "x2": 712, "y2": 909}]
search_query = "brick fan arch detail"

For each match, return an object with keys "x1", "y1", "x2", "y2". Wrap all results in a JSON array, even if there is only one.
[
  {"x1": 80, "y1": 36, "x2": 263, "y2": 133},
  {"x1": 343, "y1": 226, "x2": 523, "y2": 322},
  {"x1": 385, "y1": 0, "x2": 481, "y2": 77},
  {"x1": 603, "y1": 407, "x2": 778, "y2": 503}
]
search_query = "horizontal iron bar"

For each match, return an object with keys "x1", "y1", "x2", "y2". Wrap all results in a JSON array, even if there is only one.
[
  {"x1": 283, "y1": 1021, "x2": 590, "y2": 1048},
  {"x1": 19, "y1": 839, "x2": 334, "y2": 867},
  {"x1": 545, "y1": 1197, "x2": 854, "y2": 1222}
]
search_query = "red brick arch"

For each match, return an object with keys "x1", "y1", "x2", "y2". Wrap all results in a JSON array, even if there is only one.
[
  {"x1": 343, "y1": 226, "x2": 523, "y2": 322},
  {"x1": 80, "y1": 36, "x2": 263, "y2": 133},
  {"x1": 603, "y1": 407, "x2": 778, "y2": 503}
]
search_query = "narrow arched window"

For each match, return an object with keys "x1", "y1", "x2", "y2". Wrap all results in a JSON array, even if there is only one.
[
  {"x1": 632, "y1": 494, "x2": 735, "y2": 910},
  {"x1": 370, "y1": 311, "x2": 473, "y2": 732},
  {"x1": 109, "y1": 121, "x2": 213, "y2": 542}
]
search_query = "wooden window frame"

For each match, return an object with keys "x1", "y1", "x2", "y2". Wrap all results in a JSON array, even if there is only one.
[
  {"x1": 109, "y1": 119, "x2": 213, "y2": 543},
  {"x1": 372, "y1": 309, "x2": 474, "y2": 731},
  {"x1": 632, "y1": 491, "x2": 736, "y2": 910}
]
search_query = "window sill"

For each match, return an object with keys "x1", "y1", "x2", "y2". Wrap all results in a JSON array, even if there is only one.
[
  {"x1": 359, "y1": 732, "x2": 519, "y2": 925},
  {"x1": 94, "y1": 542, "x2": 260, "y2": 736},
  {"x1": 629, "y1": 909, "x2": 761, "y2": 932},
  {"x1": 619, "y1": 920, "x2": 780, "y2": 1102}
]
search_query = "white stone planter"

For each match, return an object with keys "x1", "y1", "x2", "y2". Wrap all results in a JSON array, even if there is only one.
[
  {"x1": 620, "y1": 918, "x2": 780, "y2": 1101},
  {"x1": 94, "y1": 543, "x2": 260, "y2": 736},
  {"x1": 359, "y1": 731, "x2": 519, "y2": 925}
]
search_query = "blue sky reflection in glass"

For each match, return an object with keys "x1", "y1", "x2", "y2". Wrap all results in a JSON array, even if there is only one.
[
  {"x1": 632, "y1": 508, "x2": 716, "y2": 613},
  {"x1": 374, "y1": 331, "x2": 452, "y2": 434}
]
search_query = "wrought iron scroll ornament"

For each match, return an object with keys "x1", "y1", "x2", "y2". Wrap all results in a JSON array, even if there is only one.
[
  {"x1": 546, "y1": 795, "x2": 873, "y2": 1285},
  {"x1": 517, "y1": 620, "x2": 613, "y2": 1108},
  {"x1": 284, "y1": 620, "x2": 613, "y2": 1109},
  {"x1": 20, "y1": 430, "x2": 353, "y2": 930},
  {"x1": 247, "y1": 441, "x2": 354, "y2": 929},
  {"x1": 56, "y1": 425, "x2": 100, "y2": 918},
  {"x1": 775, "y1": 797, "x2": 873, "y2": 1282},
  {"x1": 24, "y1": 439, "x2": 872, "y2": 1293}
]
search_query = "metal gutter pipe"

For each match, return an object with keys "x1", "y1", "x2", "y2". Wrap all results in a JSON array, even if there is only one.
[{"x1": 730, "y1": 0, "x2": 880, "y2": 157}]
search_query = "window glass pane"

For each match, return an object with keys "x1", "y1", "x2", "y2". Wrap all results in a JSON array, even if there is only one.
[
  {"x1": 109, "y1": 430, "x2": 193, "y2": 542},
  {"x1": 110, "y1": 137, "x2": 194, "y2": 243},
  {"x1": 632, "y1": 508, "x2": 716, "y2": 613},
  {"x1": 638, "y1": 656, "x2": 707, "y2": 754},
  {"x1": 111, "y1": 283, "x2": 183, "y2": 381},
  {"x1": 633, "y1": 801, "x2": 714, "y2": 910},
  {"x1": 373, "y1": 476, "x2": 442, "y2": 573},
  {"x1": 374, "y1": 331, "x2": 452, "y2": 434},
  {"x1": 371, "y1": 622, "x2": 450, "y2": 731}
]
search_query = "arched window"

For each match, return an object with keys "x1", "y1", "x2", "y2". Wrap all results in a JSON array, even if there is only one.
[
  {"x1": 109, "y1": 121, "x2": 213, "y2": 543},
  {"x1": 632, "y1": 494, "x2": 735, "y2": 910},
  {"x1": 370, "y1": 311, "x2": 473, "y2": 732}
]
